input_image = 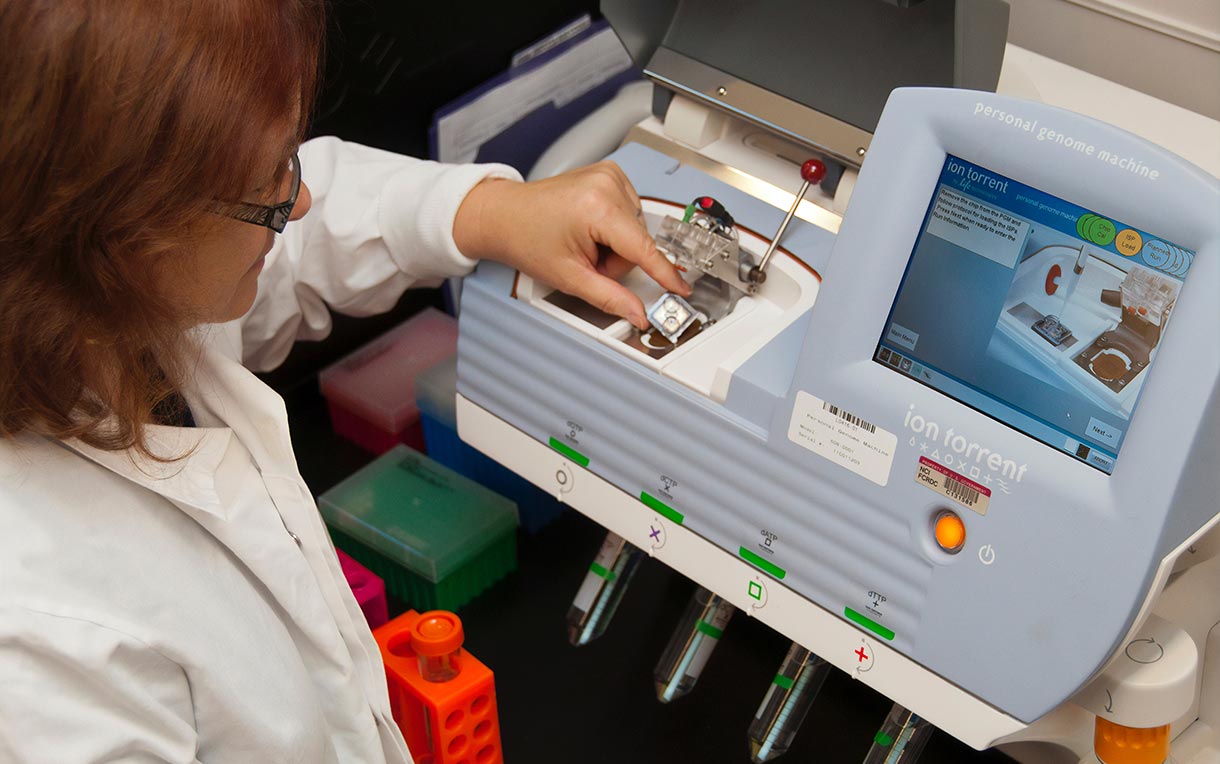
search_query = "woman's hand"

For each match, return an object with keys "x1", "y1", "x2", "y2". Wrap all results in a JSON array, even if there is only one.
[{"x1": 453, "y1": 161, "x2": 692, "y2": 329}]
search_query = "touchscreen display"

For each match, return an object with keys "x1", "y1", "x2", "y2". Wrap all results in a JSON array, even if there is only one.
[{"x1": 878, "y1": 155, "x2": 1194, "y2": 474}]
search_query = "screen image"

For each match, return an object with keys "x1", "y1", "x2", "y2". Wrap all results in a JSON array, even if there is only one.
[{"x1": 877, "y1": 155, "x2": 1194, "y2": 474}]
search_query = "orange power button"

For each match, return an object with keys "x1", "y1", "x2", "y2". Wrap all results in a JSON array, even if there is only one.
[{"x1": 935, "y1": 511, "x2": 966, "y2": 552}]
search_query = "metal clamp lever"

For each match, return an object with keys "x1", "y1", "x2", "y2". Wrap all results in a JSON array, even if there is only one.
[{"x1": 749, "y1": 159, "x2": 827, "y2": 285}]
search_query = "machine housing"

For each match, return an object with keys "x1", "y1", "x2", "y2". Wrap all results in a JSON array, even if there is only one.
[{"x1": 455, "y1": 5, "x2": 1220, "y2": 759}]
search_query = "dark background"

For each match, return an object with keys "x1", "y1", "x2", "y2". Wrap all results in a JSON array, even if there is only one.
[
  {"x1": 273, "y1": 2, "x2": 1019, "y2": 762},
  {"x1": 313, "y1": 1, "x2": 604, "y2": 159}
]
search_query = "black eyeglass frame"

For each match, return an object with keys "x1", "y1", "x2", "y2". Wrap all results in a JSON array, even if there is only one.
[{"x1": 220, "y1": 152, "x2": 301, "y2": 233}]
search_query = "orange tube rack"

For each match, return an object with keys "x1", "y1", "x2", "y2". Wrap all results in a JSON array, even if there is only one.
[{"x1": 373, "y1": 610, "x2": 503, "y2": 764}]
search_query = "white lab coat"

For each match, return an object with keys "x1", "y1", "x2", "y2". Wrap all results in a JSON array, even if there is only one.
[{"x1": 0, "y1": 137, "x2": 520, "y2": 763}]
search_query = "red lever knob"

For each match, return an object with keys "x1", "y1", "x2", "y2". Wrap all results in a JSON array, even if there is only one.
[{"x1": 800, "y1": 159, "x2": 827, "y2": 184}]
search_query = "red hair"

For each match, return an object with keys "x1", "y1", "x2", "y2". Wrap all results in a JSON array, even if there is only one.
[{"x1": 0, "y1": 0, "x2": 323, "y2": 457}]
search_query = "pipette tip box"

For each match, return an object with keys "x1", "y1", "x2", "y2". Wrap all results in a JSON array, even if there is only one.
[
  {"x1": 319, "y1": 308, "x2": 458, "y2": 455},
  {"x1": 319, "y1": 445, "x2": 518, "y2": 612},
  {"x1": 415, "y1": 355, "x2": 565, "y2": 534}
]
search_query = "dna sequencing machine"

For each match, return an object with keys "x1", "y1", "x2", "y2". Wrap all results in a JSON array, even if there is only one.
[{"x1": 454, "y1": 1, "x2": 1220, "y2": 762}]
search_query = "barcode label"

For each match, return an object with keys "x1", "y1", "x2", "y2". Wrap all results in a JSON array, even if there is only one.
[
  {"x1": 789, "y1": 393, "x2": 896, "y2": 487},
  {"x1": 914, "y1": 456, "x2": 991, "y2": 515},
  {"x1": 822, "y1": 402, "x2": 877, "y2": 434},
  {"x1": 945, "y1": 477, "x2": 981, "y2": 506}
]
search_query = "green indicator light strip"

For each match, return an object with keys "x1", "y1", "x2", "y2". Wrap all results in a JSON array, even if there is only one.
[
  {"x1": 772, "y1": 674, "x2": 794, "y2": 690},
  {"x1": 738, "y1": 547, "x2": 787, "y2": 580},
  {"x1": 548, "y1": 438, "x2": 589, "y2": 467},
  {"x1": 639, "y1": 492, "x2": 684, "y2": 525},
  {"x1": 874, "y1": 731, "x2": 894, "y2": 747},
  {"x1": 844, "y1": 607, "x2": 896, "y2": 641},
  {"x1": 695, "y1": 620, "x2": 724, "y2": 639},
  {"x1": 589, "y1": 562, "x2": 616, "y2": 582}
]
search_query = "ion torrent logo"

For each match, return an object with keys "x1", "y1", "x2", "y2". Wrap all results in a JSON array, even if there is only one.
[{"x1": 904, "y1": 404, "x2": 1029, "y2": 492}]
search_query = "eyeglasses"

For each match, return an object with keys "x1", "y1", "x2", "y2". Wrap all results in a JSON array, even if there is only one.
[{"x1": 220, "y1": 151, "x2": 301, "y2": 233}]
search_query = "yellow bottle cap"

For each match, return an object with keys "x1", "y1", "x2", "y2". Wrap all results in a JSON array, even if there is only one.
[{"x1": 1094, "y1": 717, "x2": 1169, "y2": 764}]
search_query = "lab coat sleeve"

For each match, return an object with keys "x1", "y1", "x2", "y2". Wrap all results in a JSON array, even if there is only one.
[
  {"x1": 0, "y1": 606, "x2": 200, "y2": 763},
  {"x1": 238, "y1": 136, "x2": 521, "y2": 372}
]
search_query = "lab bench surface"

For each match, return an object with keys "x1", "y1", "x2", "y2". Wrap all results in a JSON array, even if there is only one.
[{"x1": 287, "y1": 383, "x2": 1018, "y2": 764}]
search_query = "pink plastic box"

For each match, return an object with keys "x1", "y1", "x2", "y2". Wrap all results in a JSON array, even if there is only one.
[
  {"x1": 319, "y1": 308, "x2": 458, "y2": 454},
  {"x1": 337, "y1": 548, "x2": 389, "y2": 629}
]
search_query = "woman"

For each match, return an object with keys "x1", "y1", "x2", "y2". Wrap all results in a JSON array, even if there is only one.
[{"x1": 0, "y1": 1, "x2": 689, "y2": 760}]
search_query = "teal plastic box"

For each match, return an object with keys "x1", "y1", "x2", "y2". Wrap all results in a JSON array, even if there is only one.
[
  {"x1": 319, "y1": 445, "x2": 518, "y2": 612},
  {"x1": 416, "y1": 356, "x2": 565, "y2": 533}
]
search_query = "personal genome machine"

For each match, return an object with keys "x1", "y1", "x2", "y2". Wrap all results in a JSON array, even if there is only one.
[{"x1": 455, "y1": 2, "x2": 1220, "y2": 761}]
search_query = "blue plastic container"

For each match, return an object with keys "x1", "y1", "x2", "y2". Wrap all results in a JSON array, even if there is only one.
[{"x1": 416, "y1": 356, "x2": 565, "y2": 534}]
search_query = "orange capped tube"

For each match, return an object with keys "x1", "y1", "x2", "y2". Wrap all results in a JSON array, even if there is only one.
[{"x1": 411, "y1": 610, "x2": 464, "y2": 682}]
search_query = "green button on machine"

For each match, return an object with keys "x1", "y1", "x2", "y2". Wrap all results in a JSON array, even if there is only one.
[
  {"x1": 319, "y1": 445, "x2": 519, "y2": 611},
  {"x1": 548, "y1": 437, "x2": 589, "y2": 467},
  {"x1": 738, "y1": 547, "x2": 787, "y2": 580}
]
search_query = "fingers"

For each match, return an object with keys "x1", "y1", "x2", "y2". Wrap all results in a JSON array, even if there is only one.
[
  {"x1": 597, "y1": 249, "x2": 637, "y2": 282},
  {"x1": 478, "y1": 160, "x2": 693, "y2": 330},
  {"x1": 586, "y1": 163, "x2": 688, "y2": 296},
  {"x1": 563, "y1": 268, "x2": 649, "y2": 329},
  {"x1": 590, "y1": 205, "x2": 691, "y2": 297}
]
